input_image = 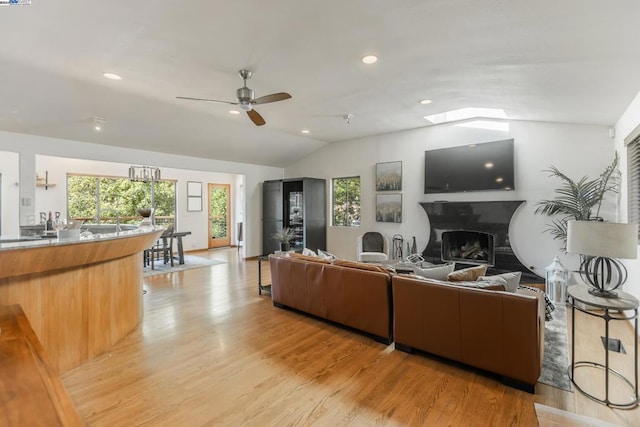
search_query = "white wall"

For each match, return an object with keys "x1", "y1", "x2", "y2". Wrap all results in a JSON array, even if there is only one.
[
  {"x1": 615, "y1": 89, "x2": 640, "y2": 304},
  {"x1": 286, "y1": 120, "x2": 615, "y2": 277},
  {"x1": 0, "y1": 131, "x2": 283, "y2": 257},
  {"x1": 0, "y1": 150, "x2": 20, "y2": 236}
]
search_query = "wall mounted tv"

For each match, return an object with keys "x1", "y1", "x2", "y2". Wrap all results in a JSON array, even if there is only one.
[{"x1": 424, "y1": 139, "x2": 515, "y2": 194}]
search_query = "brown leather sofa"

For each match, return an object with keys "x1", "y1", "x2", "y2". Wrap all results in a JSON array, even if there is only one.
[
  {"x1": 269, "y1": 255, "x2": 393, "y2": 343},
  {"x1": 392, "y1": 275, "x2": 545, "y2": 392}
]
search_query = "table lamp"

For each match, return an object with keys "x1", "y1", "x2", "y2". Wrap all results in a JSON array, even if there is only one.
[{"x1": 566, "y1": 220, "x2": 638, "y2": 298}]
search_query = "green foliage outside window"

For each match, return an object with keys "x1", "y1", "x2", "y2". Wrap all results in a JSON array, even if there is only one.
[
  {"x1": 210, "y1": 186, "x2": 228, "y2": 238},
  {"x1": 332, "y1": 177, "x2": 361, "y2": 226},
  {"x1": 67, "y1": 175, "x2": 176, "y2": 226}
]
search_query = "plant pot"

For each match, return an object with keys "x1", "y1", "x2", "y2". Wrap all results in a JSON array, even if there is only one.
[{"x1": 279, "y1": 242, "x2": 290, "y2": 252}]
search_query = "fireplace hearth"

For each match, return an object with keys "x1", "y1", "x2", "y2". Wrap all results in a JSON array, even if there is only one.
[{"x1": 420, "y1": 201, "x2": 541, "y2": 281}]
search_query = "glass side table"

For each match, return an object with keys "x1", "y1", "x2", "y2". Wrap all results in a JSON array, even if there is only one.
[{"x1": 567, "y1": 284, "x2": 639, "y2": 408}]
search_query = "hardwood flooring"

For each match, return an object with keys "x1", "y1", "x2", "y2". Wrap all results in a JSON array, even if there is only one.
[{"x1": 62, "y1": 248, "x2": 640, "y2": 426}]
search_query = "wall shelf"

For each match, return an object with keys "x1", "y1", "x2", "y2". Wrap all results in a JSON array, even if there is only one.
[{"x1": 36, "y1": 183, "x2": 56, "y2": 189}]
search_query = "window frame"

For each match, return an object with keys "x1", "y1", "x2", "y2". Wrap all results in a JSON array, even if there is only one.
[
  {"x1": 627, "y1": 135, "x2": 640, "y2": 240},
  {"x1": 331, "y1": 176, "x2": 361, "y2": 227},
  {"x1": 66, "y1": 173, "x2": 177, "y2": 227}
]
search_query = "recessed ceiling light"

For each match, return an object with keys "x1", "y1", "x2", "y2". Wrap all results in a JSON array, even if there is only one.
[
  {"x1": 485, "y1": 162, "x2": 494, "y2": 169},
  {"x1": 229, "y1": 110, "x2": 240, "y2": 115},
  {"x1": 361, "y1": 55, "x2": 378, "y2": 64},
  {"x1": 103, "y1": 72, "x2": 122, "y2": 80},
  {"x1": 495, "y1": 177, "x2": 504, "y2": 183},
  {"x1": 301, "y1": 129, "x2": 310, "y2": 134},
  {"x1": 419, "y1": 99, "x2": 432, "y2": 105}
]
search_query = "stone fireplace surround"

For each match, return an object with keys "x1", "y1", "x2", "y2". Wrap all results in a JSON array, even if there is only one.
[{"x1": 420, "y1": 200, "x2": 542, "y2": 282}]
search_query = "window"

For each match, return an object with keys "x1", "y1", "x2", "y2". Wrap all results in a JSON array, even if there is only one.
[
  {"x1": 67, "y1": 174, "x2": 176, "y2": 226},
  {"x1": 332, "y1": 176, "x2": 361, "y2": 226},
  {"x1": 628, "y1": 137, "x2": 640, "y2": 239}
]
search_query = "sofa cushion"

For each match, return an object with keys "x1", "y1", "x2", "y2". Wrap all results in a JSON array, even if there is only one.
[
  {"x1": 478, "y1": 271, "x2": 521, "y2": 293},
  {"x1": 333, "y1": 259, "x2": 386, "y2": 272},
  {"x1": 447, "y1": 265, "x2": 488, "y2": 282},
  {"x1": 414, "y1": 263, "x2": 455, "y2": 280}
]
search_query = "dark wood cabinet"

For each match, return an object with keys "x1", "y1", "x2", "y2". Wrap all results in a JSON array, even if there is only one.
[{"x1": 262, "y1": 178, "x2": 326, "y2": 255}]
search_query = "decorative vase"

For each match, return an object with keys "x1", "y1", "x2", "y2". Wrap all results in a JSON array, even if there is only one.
[
  {"x1": 138, "y1": 207, "x2": 154, "y2": 230},
  {"x1": 279, "y1": 242, "x2": 290, "y2": 252},
  {"x1": 411, "y1": 236, "x2": 417, "y2": 255}
]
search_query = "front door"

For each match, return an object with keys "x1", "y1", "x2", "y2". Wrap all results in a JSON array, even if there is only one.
[{"x1": 208, "y1": 183, "x2": 231, "y2": 248}]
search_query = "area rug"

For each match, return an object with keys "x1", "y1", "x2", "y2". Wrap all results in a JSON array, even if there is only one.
[
  {"x1": 144, "y1": 255, "x2": 225, "y2": 277},
  {"x1": 539, "y1": 303, "x2": 572, "y2": 391}
]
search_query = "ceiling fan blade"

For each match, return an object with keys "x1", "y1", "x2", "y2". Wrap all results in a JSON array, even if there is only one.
[
  {"x1": 176, "y1": 96, "x2": 237, "y2": 105},
  {"x1": 253, "y1": 92, "x2": 292, "y2": 105},
  {"x1": 247, "y1": 109, "x2": 266, "y2": 126}
]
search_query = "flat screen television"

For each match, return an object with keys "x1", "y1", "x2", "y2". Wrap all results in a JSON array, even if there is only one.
[{"x1": 424, "y1": 139, "x2": 515, "y2": 194}]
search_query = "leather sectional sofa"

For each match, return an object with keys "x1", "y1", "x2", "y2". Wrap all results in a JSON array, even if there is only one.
[
  {"x1": 393, "y1": 275, "x2": 545, "y2": 392},
  {"x1": 269, "y1": 255, "x2": 393, "y2": 343},
  {"x1": 269, "y1": 255, "x2": 545, "y2": 392}
]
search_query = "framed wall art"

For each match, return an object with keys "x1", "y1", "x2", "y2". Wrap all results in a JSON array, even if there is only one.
[
  {"x1": 187, "y1": 181, "x2": 203, "y2": 212},
  {"x1": 376, "y1": 193, "x2": 402, "y2": 223},
  {"x1": 187, "y1": 196, "x2": 202, "y2": 212},
  {"x1": 187, "y1": 181, "x2": 202, "y2": 197},
  {"x1": 376, "y1": 161, "x2": 402, "y2": 191}
]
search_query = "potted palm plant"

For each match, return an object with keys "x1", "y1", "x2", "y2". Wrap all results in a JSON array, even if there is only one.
[
  {"x1": 272, "y1": 227, "x2": 296, "y2": 252},
  {"x1": 535, "y1": 152, "x2": 621, "y2": 250}
]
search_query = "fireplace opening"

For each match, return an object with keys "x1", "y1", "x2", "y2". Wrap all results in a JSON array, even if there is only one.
[{"x1": 442, "y1": 230, "x2": 495, "y2": 266}]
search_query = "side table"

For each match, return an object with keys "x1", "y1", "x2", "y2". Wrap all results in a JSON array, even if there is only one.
[
  {"x1": 257, "y1": 255, "x2": 271, "y2": 295},
  {"x1": 567, "y1": 284, "x2": 639, "y2": 408}
]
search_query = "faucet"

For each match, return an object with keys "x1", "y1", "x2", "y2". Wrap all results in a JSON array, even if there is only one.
[{"x1": 99, "y1": 208, "x2": 121, "y2": 233}]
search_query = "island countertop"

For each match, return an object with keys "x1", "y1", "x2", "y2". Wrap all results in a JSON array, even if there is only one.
[
  {"x1": 0, "y1": 227, "x2": 163, "y2": 373},
  {"x1": 0, "y1": 227, "x2": 163, "y2": 280}
]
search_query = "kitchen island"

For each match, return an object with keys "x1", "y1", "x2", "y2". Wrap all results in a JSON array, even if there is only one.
[{"x1": 0, "y1": 228, "x2": 163, "y2": 374}]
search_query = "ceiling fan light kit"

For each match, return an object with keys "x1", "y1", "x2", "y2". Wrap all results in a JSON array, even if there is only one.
[{"x1": 176, "y1": 69, "x2": 291, "y2": 126}]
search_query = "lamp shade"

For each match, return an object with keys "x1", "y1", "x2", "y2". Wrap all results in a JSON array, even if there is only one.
[{"x1": 566, "y1": 220, "x2": 638, "y2": 259}]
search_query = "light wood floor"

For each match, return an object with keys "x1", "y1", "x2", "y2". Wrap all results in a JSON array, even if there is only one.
[{"x1": 62, "y1": 248, "x2": 640, "y2": 426}]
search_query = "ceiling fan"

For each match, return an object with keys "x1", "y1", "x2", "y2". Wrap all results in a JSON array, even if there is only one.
[{"x1": 176, "y1": 69, "x2": 292, "y2": 126}]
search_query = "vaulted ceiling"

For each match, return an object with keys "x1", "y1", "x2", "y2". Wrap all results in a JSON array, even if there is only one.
[{"x1": 1, "y1": 1, "x2": 639, "y2": 167}]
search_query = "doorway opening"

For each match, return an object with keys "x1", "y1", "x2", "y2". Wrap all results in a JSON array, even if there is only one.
[{"x1": 208, "y1": 183, "x2": 231, "y2": 248}]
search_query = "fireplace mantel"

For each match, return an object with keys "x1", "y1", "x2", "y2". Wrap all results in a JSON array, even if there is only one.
[{"x1": 419, "y1": 200, "x2": 540, "y2": 280}]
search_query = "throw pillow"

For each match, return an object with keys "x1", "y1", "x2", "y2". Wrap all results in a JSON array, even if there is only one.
[
  {"x1": 332, "y1": 259, "x2": 386, "y2": 273},
  {"x1": 302, "y1": 248, "x2": 318, "y2": 257},
  {"x1": 317, "y1": 249, "x2": 338, "y2": 261},
  {"x1": 476, "y1": 275, "x2": 509, "y2": 290},
  {"x1": 447, "y1": 264, "x2": 488, "y2": 282},
  {"x1": 478, "y1": 271, "x2": 521, "y2": 293},
  {"x1": 414, "y1": 263, "x2": 455, "y2": 281}
]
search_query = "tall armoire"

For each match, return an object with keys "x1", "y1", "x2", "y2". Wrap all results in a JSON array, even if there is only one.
[{"x1": 262, "y1": 177, "x2": 326, "y2": 255}]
